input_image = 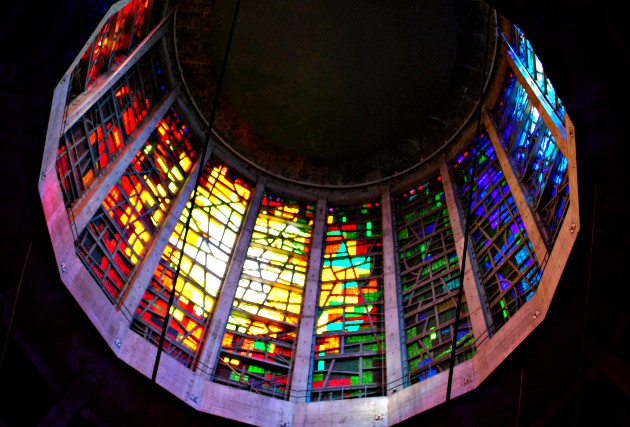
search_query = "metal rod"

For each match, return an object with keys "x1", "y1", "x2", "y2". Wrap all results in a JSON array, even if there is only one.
[
  {"x1": 445, "y1": 3, "x2": 493, "y2": 402},
  {"x1": 151, "y1": 0, "x2": 242, "y2": 384}
]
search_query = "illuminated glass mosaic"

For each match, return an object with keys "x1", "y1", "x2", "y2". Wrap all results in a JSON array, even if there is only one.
[
  {"x1": 493, "y1": 74, "x2": 570, "y2": 245},
  {"x1": 77, "y1": 106, "x2": 198, "y2": 303},
  {"x1": 452, "y1": 135, "x2": 542, "y2": 329},
  {"x1": 214, "y1": 194, "x2": 315, "y2": 398},
  {"x1": 131, "y1": 158, "x2": 253, "y2": 367},
  {"x1": 310, "y1": 202, "x2": 385, "y2": 401},
  {"x1": 40, "y1": 1, "x2": 581, "y2": 417},
  {"x1": 68, "y1": 0, "x2": 156, "y2": 100},
  {"x1": 394, "y1": 174, "x2": 474, "y2": 384},
  {"x1": 57, "y1": 45, "x2": 168, "y2": 205},
  {"x1": 505, "y1": 25, "x2": 565, "y2": 123}
]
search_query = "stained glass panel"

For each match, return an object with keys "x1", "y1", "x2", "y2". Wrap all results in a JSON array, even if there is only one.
[
  {"x1": 394, "y1": 174, "x2": 475, "y2": 384},
  {"x1": 77, "y1": 106, "x2": 198, "y2": 303},
  {"x1": 452, "y1": 134, "x2": 542, "y2": 329},
  {"x1": 310, "y1": 202, "x2": 385, "y2": 400},
  {"x1": 214, "y1": 194, "x2": 314, "y2": 399},
  {"x1": 131, "y1": 159, "x2": 253, "y2": 367}
]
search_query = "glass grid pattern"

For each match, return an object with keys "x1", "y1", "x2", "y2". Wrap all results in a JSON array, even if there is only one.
[
  {"x1": 507, "y1": 25, "x2": 565, "y2": 124},
  {"x1": 452, "y1": 135, "x2": 542, "y2": 330},
  {"x1": 45, "y1": 2, "x2": 579, "y2": 405},
  {"x1": 57, "y1": 45, "x2": 168, "y2": 206},
  {"x1": 310, "y1": 202, "x2": 385, "y2": 401},
  {"x1": 68, "y1": 0, "x2": 156, "y2": 100},
  {"x1": 394, "y1": 174, "x2": 475, "y2": 384},
  {"x1": 214, "y1": 194, "x2": 315, "y2": 399},
  {"x1": 493, "y1": 74, "x2": 570, "y2": 245},
  {"x1": 130, "y1": 159, "x2": 253, "y2": 368},
  {"x1": 76, "y1": 106, "x2": 198, "y2": 303}
]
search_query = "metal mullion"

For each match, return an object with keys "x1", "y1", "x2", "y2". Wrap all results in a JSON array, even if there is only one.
[
  {"x1": 93, "y1": 236, "x2": 129, "y2": 293},
  {"x1": 127, "y1": 2, "x2": 141, "y2": 55},
  {"x1": 228, "y1": 306, "x2": 297, "y2": 333},
  {"x1": 136, "y1": 288, "x2": 163, "y2": 320},
  {"x1": 499, "y1": 87, "x2": 520, "y2": 131},
  {"x1": 485, "y1": 253, "x2": 530, "y2": 308},
  {"x1": 105, "y1": 14, "x2": 119, "y2": 73},
  {"x1": 134, "y1": 56, "x2": 153, "y2": 112},
  {"x1": 89, "y1": 19, "x2": 112, "y2": 86},
  {"x1": 355, "y1": 279, "x2": 384, "y2": 352},
  {"x1": 256, "y1": 211, "x2": 312, "y2": 230},
  {"x1": 73, "y1": 118, "x2": 96, "y2": 178},
  {"x1": 238, "y1": 270, "x2": 304, "y2": 294},
  {"x1": 171, "y1": 314, "x2": 203, "y2": 349},
  {"x1": 237, "y1": 280, "x2": 300, "y2": 319},
  {"x1": 92, "y1": 95, "x2": 113, "y2": 172},
  {"x1": 119, "y1": 177, "x2": 157, "y2": 237},
  {"x1": 232, "y1": 328, "x2": 298, "y2": 352},
  {"x1": 60, "y1": 137, "x2": 83, "y2": 202},
  {"x1": 517, "y1": 119, "x2": 540, "y2": 183},
  {"x1": 521, "y1": 118, "x2": 548, "y2": 186},
  {"x1": 84, "y1": 35, "x2": 101, "y2": 90},
  {"x1": 477, "y1": 222, "x2": 522, "y2": 278},
  {"x1": 110, "y1": 73, "x2": 128, "y2": 143},
  {"x1": 539, "y1": 175, "x2": 570, "y2": 232},
  {"x1": 264, "y1": 251, "x2": 309, "y2": 276},
  {"x1": 246, "y1": 240, "x2": 309, "y2": 262},
  {"x1": 533, "y1": 140, "x2": 563, "y2": 211},
  {"x1": 102, "y1": 12, "x2": 119, "y2": 76},
  {"x1": 403, "y1": 298, "x2": 433, "y2": 323},
  {"x1": 507, "y1": 102, "x2": 532, "y2": 155}
]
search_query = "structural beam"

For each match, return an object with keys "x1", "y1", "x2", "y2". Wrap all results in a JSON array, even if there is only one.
[
  {"x1": 439, "y1": 159, "x2": 489, "y2": 342},
  {"x1": 289, "y1": 196, "x2": 327, "y2": 402},
  {"x1": 381, "y1": 188, "x2": 405, "y2": 393}
]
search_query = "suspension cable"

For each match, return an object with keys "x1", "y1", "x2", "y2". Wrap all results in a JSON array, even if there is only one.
[
  {"x1": 150, "y1": 0, "x2": 242, "y2": 383},
  {"x1": 445, "y1": 3, "x2": 494, "y2": 402}
]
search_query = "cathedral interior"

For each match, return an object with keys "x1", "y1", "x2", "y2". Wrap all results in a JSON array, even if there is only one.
[{"x1": 0, "y1": 0, "x2": 629, "y2": 426}]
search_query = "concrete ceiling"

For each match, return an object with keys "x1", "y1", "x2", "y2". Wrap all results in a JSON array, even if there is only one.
[{"x1": 175, "y1": 0, "x2": 495, "y2": 186}]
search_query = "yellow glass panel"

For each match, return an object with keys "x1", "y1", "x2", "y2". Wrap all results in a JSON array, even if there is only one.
[
  {"x1": 189, "y1": 263, "x2": 206, "y2": 286},
  {"x1": 156, "y1": 156, "x2": 169, "y2": 173},
  {"x1": 258, "y1": 308, "x2": 282, "y2": 322},
  {"x1": 179, "y1": 154, "x2": 192, "y2": 171},
  {"x1": 172, "y1": 309, "x2": 183, "y2": 321},
  {"x1": 167, "y1": 166, "x2": 184, "y2": 183}
]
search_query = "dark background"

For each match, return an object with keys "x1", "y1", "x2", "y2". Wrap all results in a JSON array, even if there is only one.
[{"x1": 1, "y1": 0, "x2": 629, "y2": 426}]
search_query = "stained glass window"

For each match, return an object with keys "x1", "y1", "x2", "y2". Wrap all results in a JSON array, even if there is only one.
[
  {"x1": 394, "y1": 174, "x2": 475, "y2": 384},
  {"x1": 505, "y1": 25, "x2": 565, "y2": 124},
  {"x1": 452, "y1": 134, "x2": 542, "y2": 330},
  {"x1": 77, "y1": 106, "x2": 198, "y2": 303},
  {"x1": 310, "y1": 202, "x2": 385, "y2": 401},
  {"x1": 68, "y1": 0, "x2": 156, "y2": 100},
  {"x1": 57, "y1": 45, "x2": 168, "y2": 206},
  {"x1": 493, "y1": 74, "x2": 570, "y2": 245},
  {"x1": 214, "y1": 194, "x2": 315, "y2": 399},
  {"x1": 131, "y1": 159, "x2": 253, "y2": 368}
]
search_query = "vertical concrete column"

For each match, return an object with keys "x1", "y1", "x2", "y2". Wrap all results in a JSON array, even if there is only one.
[
  {"x1": 196, "y1": 180, "x2": 267, "y2": 378},
  {"x1": 71, "y1": 88, "x2": 180, "y2": 232},
  {"x1": 483, "y1": 109, "x2": 549, "y2": 265},
  {"x1": 289, "y1": 196, "x2": 327, "y2": 402},
  {"x1": 381, "y1": 187, "x2": 405, "y2": 394},
  {"x1": 439, "y1": 160, "x2": 489, "y2": 341}
]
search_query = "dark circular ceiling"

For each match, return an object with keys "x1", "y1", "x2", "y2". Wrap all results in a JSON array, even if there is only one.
[{"x1": 174, "y1": 0, "x2": 496, "y2": 187}]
